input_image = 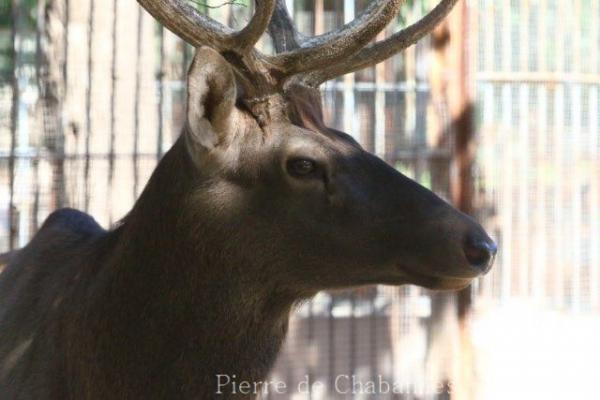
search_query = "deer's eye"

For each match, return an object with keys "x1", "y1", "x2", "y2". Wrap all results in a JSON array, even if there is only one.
[{"x1": 287, "y1": 158, "x2": 317, "y2": 178}]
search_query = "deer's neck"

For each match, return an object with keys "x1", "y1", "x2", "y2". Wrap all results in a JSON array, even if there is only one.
[{"x1": 86, "y1": 139, "x2": 297, "y2": 397}]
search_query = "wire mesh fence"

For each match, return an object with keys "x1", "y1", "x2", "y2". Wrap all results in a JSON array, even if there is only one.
[
  {"x1": 471, "y1": 0, "x2": 600, "y2": 312},
  {"x1": 1, "y1": 1, "x2": 457, "y2": 398},
  {"x1": 1, "y1": 0, "x2": 599, "y2": 399}
]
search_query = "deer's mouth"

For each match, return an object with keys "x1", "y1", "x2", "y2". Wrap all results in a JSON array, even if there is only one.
[
  {"x1": 407, "y1": 272, "x2": 473, "y2": 290},
  {"x1": 395, "y1": 264, "x2": 475, "y2": 291}
]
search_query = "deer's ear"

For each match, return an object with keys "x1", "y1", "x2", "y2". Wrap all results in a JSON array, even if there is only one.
[{"x1": 186, "y1": 47, "x2": 238, "y2": 150}]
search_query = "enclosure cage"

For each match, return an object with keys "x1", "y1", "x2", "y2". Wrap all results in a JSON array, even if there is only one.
[{"x1": 1, "y1": 0, "x2": 599, "y2": 399}]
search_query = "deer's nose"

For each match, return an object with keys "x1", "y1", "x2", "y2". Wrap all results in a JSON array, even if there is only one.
[{"x1": 463, "y1": 235, "x2": 497, "y2": 274}]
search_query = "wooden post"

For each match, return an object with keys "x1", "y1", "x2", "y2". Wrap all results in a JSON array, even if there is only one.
[
  {"x1": 448, "y1": 3, "x2": 476, "y2": 400},
  {"x1": 37, "y1": 0, "x2": 68, "y2": 210},
  {"x1": 428, "y1": 1, "x2": 476, "y2": 399}
]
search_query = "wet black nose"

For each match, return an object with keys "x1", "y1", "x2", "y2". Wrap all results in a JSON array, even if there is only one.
[{"x1": 463, "y1": 235, "x2": 497, "y2": 273}]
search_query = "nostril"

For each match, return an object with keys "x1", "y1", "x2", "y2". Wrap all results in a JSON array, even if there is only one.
[{"x1": 464, "y1": 237, "x2": 497, "y2": 273}]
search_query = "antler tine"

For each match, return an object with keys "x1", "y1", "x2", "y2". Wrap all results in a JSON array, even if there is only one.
[
  {"x1": 267, "y1": 0, "x2": 404, "y2": 76},
  {"x1": 304, "y1": 0, "x2": 459, "y2": 86},
  {"x1": 236, "y1": 0, "x2": 278, "y2": 50},
  {"x1": 137, "y1": 0, "x2": 276, "y2": 53},
  {"x1": 137, "y1": 0, "x2": 235, "y2": 51},
  {"x1": 267, "y1": 0, "x2": 305, "y2": 53}
]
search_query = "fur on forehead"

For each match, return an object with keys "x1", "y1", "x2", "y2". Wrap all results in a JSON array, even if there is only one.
[
  {"x1": 281, "y1": 85, "x2": 359, "y2": 146},
  {"x1": 283, "y1": 85, "x2": 327, "y2": 133},
  {"x1": 233, "y1": 81, "x2": 327, "y2": 133}
]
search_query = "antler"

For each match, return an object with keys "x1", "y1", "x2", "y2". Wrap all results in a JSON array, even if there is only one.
[
  {"x1": 137, "y1": 0, "x2": 275, "y2": 51},
  {"x1": 302, "y1": 0, "x2": 460, "y2": 86},
  {"x1": 265, "y1": 0, "x2": 405, "y2": 75},
  {"x1": 137, "y1": 0, "x2": 459, "y2": 95},
  {"x1": 264, "y1": 0, "x2": 459, "y2": 86}
]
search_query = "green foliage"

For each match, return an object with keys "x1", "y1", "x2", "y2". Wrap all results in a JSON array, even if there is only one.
[
  {"x1": 0, "y1": 0, "x2": 38, "y2": 29},
  {"x1": 397, "y1": 0, "x2": 440, "y2": 25},
  {"x1": 0, "y1": 0, "x2": 38, "y2": 83},
  {"x1": 187, "y1": 0, "x2": 249, "y2": 14}
]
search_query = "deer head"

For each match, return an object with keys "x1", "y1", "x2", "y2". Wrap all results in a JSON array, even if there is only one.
[{"x1": 136, "y1": 0, "x2": 496, "y2": 292}]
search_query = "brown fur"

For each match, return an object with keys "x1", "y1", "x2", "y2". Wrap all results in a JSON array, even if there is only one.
[{"x1": 0, "y1": 48, "x2": 495, "y2": 399}]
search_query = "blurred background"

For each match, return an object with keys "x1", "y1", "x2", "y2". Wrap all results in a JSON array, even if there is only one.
[{"x1": 0, "y1": 0, "x2": 599, "y2": 399}]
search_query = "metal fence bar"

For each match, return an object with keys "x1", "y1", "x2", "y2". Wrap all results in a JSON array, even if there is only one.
[
  {"x1": 133, "y1": 5, "x2": 143, "y2": 198},
  {"x1": 590, "y1": 86, "x2": 600, "y2": 309},
  {"x1": 107, "y1": 0, "x2": 118, "y2": 224},
  {"x1": 63, "y1": 0, "x2": 69, "y2": 84},
  {"x1": 499, "y1": 83, "x2": 512, "y2": 301},
  {"x1": 518, "y1": 83, "x2": 529, "y2": 298},
  {"x1": 572, "y1": 83, "x2": 583, "y2": 311},
  {"x1": 342, "y1": 0, "x2": 356, "y2": 141},
  {"x1": 552, "y1": 84, "x2": 565, "y2": 308},
  {"x1": 8, "y1": 0, "x2": 20, "y2": 251},
  {"x1": 593, "y1": 0, "x2": 600, "y2": 73},
  {"x1": 557, "y1": 0, "x2": 568, "y2": 308},
  {"x1": 32, "y1": 0, "x2": 42, "y2": 231},
  {"x1": 84, "y1": 0, "x2": 94, "y2": 212},
  {"x1": 532, "y1": 84, "x2": 548, "y2": 304},
  {"x1": 157, "y1": 25, "x2": 165, "y2": 160}
]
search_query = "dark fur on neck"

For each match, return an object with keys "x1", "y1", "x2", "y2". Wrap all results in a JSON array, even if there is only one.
[{"x1": 64, "y1": 139, "x2": 301, "y2": 398}]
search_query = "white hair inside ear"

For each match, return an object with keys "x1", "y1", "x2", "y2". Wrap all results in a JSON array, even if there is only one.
[{"x1": 186, "y1": 47, "x2": 241, "y2": 150}]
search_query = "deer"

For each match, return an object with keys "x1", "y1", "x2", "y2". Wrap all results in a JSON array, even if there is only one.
[{"x1": 0, "y1": 0, "x2": 496, "y2": 398}]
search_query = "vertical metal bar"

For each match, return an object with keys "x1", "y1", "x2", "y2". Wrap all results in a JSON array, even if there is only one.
[
  {"x1": 573, "y1": 0, "x2": 582, "y2": 73},
  {"x1": 349, "y1": 292, "x2": 356, "y2": 400},
  {"x1": 517, "y1": 0, "x2": 530, "y2": 298},
  {"x1": 373, "y1": 8, "x2": 387, "y2": 160},
  {"x1": 483, "y1": 0, "x2": 493, "y2": 73},
  {"x1": 369, "y1": 292, "x2": 378, "y2": 385},
  {"x1": 592, "y1": 0, "x2": 600, "y2": 74},
  {"x1": 32, "y1": 158, "x2": 40, "y2": 231},
  {"x1": 157, "y1": 25, "x2": 166, "y2": 160},
  {"x1": 307, "y1": 300, "x2": 314, "y2": 400},
  {"x1": 501, "y1": 0, "x2": 511, "y2": 72},
  {"x1": 8, "y1": 0, "x2": 20, "y2": 251},
  {"x1": 404, "y1": 45, "x2": 416, "y2": 153},
  {"x1": 389, "y1": 291, "x2": 397, "y2": 393},
  {"x1": 33, "y1": 0, "x2": 43, "y2": 230},
  {"x1": 342, "y1": 0, "x2": 357, "y2": 391},
  {"x1": 500, "y1": 83, "x2": 512, "y2": 302},
  {"x1": 538, "y1": 0, "x2": 547, "y2": 73},
  {"x1": 481, "y1": 82, "x2": 495, "y2": 297},
  {"x1": 532, "y1": 0, "x2": 547, "y2": 306},
  {"x1": 107, "y1": 0, "x2": 118, "y2": 224},
  {"x1": 59, "y1": 0, "x2": 68, "y2": 209},
  {"x1": 374, "y1": 66, "x2": 385, "y2": 158},
  {"x1": 342, "y1": 0, "x2": 355, "y2": 140},
  {"x1": 84, "y1": 0, "x2": 95, "y2": 212},
  {"x1": 553, "y1": 84, "x2": 565, "y2": 308},
  {"x1": 285, "y1": 0, "x2": 293, "y2": 16},
  {"x1": 589, "y1": 86, "x2": 600, "y2": 309},
  {"x1": 554, "y1": 0, "x2": 566, "y2": 309},
  {"x1": 519, "y1": 0, "x2": 528, "y2": 71},
  {"x1": 532, "y1": 85, "x2": 548, "y2": 304},
  {"x1": 502, "y1": 1, "x2": 514, "y2": 301},
  {"x1": 314, "y1": 0, "x2": 324, "y2": 35},
  {"x1": 571, "y1": 83, "x2": 583, "y2": 311},
  {"x1": 63, "y1": 0, "x2": 69, "y2": 85},
  {"x1": 133, "y1": 6, "x2": 143, "y2": 198},
  {"x1": 517, "y1": 84, "x2": 529, "y2": 298},
  {"x1": 327, "y1": 297, "x2": 335, "y2": 396}
]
